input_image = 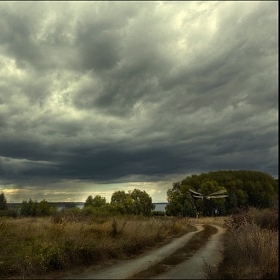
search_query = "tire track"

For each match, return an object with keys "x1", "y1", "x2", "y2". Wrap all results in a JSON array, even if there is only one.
[
  {"x1": 61, "y1": 225, "x2": 204, "y2": 279},
  {"x1": 152, "y1": 225, "x2": 226, "y2": 279},
  {"x1": 61, "y1": 224, "x2": 225, "y2": 280}
]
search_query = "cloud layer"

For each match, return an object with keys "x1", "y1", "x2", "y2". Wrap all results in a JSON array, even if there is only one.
[{"x1": 0, "y1": 2, "x2": 278, "y2": 202}]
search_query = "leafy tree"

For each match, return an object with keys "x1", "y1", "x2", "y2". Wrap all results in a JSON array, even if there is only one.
[
  {"x1": 196, "y1": 179, "x2": 226, "y2": 216},
  {"x1": 166, "y1": 186, "x2": 184, "y2": 216},
  {"x1": 39, "y1": 199, "x2": 55, "y2": 216},
  {"x1": 20, "y1": 200, "x2": 29, "y2": 216},
  {"x1": 166, "y1": 170, "x2": 277, "y2": 216},
  {"x1": 20, "y1": 199, "x2": 39, "y2": 216},
  {"x1": 20, "y1": 198, "x2": 55, "y2": 216},
  {"x1": 111, "y1": 190, "x2": 134, "y2": 214},
  {"x1": 124, "y1": 195, "x2": 135, "y2": 214},
  {"x1": 29, "y1": 199, "x2": 39, "y2": 216},
  {"x1": 110, "y1": 189, "x2": 154, "y2": 216},
  {"x1": 84, "y1": 195, "x2": 94, "y2": 208},
  {"x1": 130, "y1": 189, "x2": 154, "y2": 215},
  {"x1": 84, "y1": 195, "x2": 107, "y2": 208},
  {"x1": 0, "y1": 192, "x2": 8, "y2": 210},
  {"x1": 166, "y1": 182, "x2": 198, "y2": 217},
  {"x1": 111, "y1": 191, "x2": 127, "y2": 204},
  {"x1": 92, "y1": 195, "x2": 106, "y2": 207}
]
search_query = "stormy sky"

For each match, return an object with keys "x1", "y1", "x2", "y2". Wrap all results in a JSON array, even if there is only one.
[{"x1": 0, "y1": 1, "x2": 278, "y2": 203}]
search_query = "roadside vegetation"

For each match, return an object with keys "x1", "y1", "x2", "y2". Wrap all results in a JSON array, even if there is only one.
[
  {"x1": 0, "y1": 214, "x2": 195, "y2": 279},
  {"x1": 205, "y1": 197, "x2": 279, "y2": 279}
]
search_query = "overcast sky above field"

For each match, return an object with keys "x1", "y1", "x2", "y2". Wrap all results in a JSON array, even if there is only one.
[{"x1": 0, "y1": 1, "x2": 278, "y2": 203}]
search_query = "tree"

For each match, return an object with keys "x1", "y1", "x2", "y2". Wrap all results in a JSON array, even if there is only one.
[
  {"x1": 166, "y1": 170, "x2": 278, "y2": 217},
  {"x1": 111, "y1": 190, "x2": 134, "y2": 214},
  {"x1": 20, "y1": 200, "x2": 29, "y2": 216},
  {"x1": 84, "y1": 195, "x2": 106, "y2": 208},
  {"x1": 0, "y1": 192, "x2": 7, "y2": 210},
  {"x1": 166, "y1": 183, "x2": 197, "y2": 217},
  {"x1": 92, "y1": 195, "x2": 106, "y2": 207},
  {"x1": 196, "y1": 179, "x2": 226, "y2": 216},
  {"x1": 84, "y1": 195, "x2": 94, "y2": 208},
  {"x1": 183, "y1": 193, "x2": 197, "y2": 217},
  {"x1": 111, "y1": 191, "x2": 127, "y2": 204},
  {"x1": 166, "y1": 188, "x2": 184, "y2": 216},
  {"x1": 110, "y1": 189, "x2": 154, "y2": 216},
  {"x1": 130, "y1": 189, "x2": 154, "y2": 215},
  {"x1": 39, "y1": 199, "x2": 55, "y2": 216},
  {"x1": 20, "y1": 199, "x2": 39, "y2": 216}
]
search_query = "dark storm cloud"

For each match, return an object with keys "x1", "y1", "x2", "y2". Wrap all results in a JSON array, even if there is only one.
[{"x1": 0, "y1": 2, "x2": 278, "y2": 201}]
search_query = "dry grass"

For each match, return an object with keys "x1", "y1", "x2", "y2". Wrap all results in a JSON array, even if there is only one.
[
  {"x1": 188, "y1": 216, "x2": 226, "y2": 227},
  {"x1": 220, "y1": 223, "x2": 278, "y2": 279},
  {"x1": 0, "y1": 216, "x2": 194, "y2": 279},
  {"x1": 206, "y1": 207, "x2": 279, "y2": 279}
]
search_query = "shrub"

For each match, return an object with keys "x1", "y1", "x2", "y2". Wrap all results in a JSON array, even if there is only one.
[
  {"x1": 0, "y1": 209, "x2": 18, "y2": 218},
  {"x1": 152, "y1": 211, "x2": 165, "y2": 216}
]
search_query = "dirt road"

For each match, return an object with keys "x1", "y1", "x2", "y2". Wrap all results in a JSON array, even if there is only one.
[
  {"x1": 61, "y1": 224, "x2": 225, "y2": 279},
  {"x1": 152, "y1": 225, "x2": 225, "y2": 279}
]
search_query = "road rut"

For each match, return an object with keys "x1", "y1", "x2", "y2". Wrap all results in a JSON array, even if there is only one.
[
  {"x1": 152, "y1": 225, "x2": 225, "y2": 279},
  {"x1": 61, "y1": 224, "x2": 225, "y2": 279}
]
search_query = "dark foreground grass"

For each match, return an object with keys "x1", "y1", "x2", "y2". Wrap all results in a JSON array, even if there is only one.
[
  {"x1": 0, "y1": 215, "x2": 195, "y2": 279},
  {"x1": 129, "y1": 225, "x2": 218, "y2": 279}
]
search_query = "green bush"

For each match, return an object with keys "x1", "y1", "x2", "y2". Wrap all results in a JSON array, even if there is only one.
[
  {"x1": 152, "y1": 211, "x2": 165, "y2": 216},
  {"x1": 0, "y1": 209, "x2": 18, "y2": 218}
]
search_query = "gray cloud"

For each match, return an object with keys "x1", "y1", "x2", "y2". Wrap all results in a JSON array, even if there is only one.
[{"x1": 0, "y1": 2, "x2": 278, "y2": 202}]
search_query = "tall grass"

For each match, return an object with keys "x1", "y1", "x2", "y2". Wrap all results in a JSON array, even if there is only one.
[
  {"x1": 206, "y1": 207, "x2": 279, "y2": 279},
  {"x1": 0, "y1": 216, "x2": 194, "y2": 279},
  {"x1": 188, "y1": 216, "x2": 226, "y2": 227}
]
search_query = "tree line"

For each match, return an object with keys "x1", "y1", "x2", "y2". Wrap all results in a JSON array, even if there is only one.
[
  {"x1": 0, "y1": 170, "x2": 278, "y2": 218},
  {"x1": 82, "y1": 189, "x2": 155, "y2": 216},
  {"x1": 0, "y1": 188, "x2": 155, "y2": 217}
]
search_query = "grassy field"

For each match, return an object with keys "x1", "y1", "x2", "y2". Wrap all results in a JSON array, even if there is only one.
[
  {"x1": 0, "y1": 215, "x2": 195, "y2": 279},
  {"x1": 1, "y1": 207, "x2": 278, "y2": 279}
]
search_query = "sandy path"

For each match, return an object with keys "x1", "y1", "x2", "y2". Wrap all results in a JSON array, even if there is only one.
[
  {"x1": 61, "y1": 225, "x2": 204, "y2": 279},
  {"x1": 61, "y1": 224, "x2": 225, "y2": 279},
  {"x1": 152, "y1": 225, "x2": 226, "y2": 279}
]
